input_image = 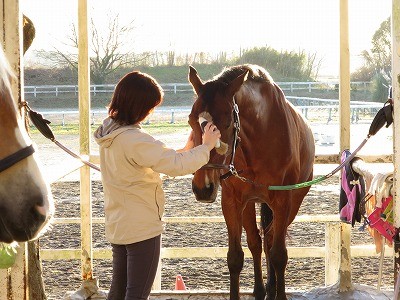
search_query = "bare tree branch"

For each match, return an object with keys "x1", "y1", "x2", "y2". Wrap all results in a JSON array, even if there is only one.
[{"x1": 35, "y1": 14, "x2": 141, "y2": 84}]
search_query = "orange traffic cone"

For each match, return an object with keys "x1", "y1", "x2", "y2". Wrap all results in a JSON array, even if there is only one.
[{"x1": 174, "y1": 274, "x2": 187, "y2": 290}]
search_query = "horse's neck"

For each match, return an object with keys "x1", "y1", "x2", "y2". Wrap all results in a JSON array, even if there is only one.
[{"x1": 236, "y1": 87, "x2": 274, "y2": 128}]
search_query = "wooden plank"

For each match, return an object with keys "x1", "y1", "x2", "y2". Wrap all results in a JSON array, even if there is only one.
[
  {"x1": 1, "y1": 1, "x2": 27, "y2": 299},
  {"x1": 39, "y1": 244, "x2": 394, "y2": 261},
  {"x1": 339, "y1": 0, "x2": 352, "y2": 291},
  {"x1": 0, "y1": 1, "x2": 7, "y2": 296},
  {"x1": 51, "y1": 214, "x2": 341, "y2": 225},
  {"x1": 392, "y1": 0, "x2": 400, "y2": 231},
  {"x1": 78, "y1": 0, "x2": 94, "y2": 281},
  {"x1": 10, "y1": 244, "x2": 26, "y2": 300},
  {"x1": 392, "y1": 0, "x2": 400, "y2": 292},
  {"x1": 325, "y1": 223, "x2": 340, "y2": 285}
]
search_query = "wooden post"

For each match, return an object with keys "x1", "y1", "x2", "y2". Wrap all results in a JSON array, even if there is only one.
[
  {"x1": 392, "y1": 0, "x2": 400, "y2": 295},
  {"x1": 0, "y1": 1, "x2": 27, "y2": 299},
  {"x1": 78, "y1": 0, "x2": 94, "y2": 283},
  {"x1": 325, "y1": 223, "x2": 340, "y2": 285},
  {"x1": 339, "y1": 0, "x2": 352, "y2": 292}
]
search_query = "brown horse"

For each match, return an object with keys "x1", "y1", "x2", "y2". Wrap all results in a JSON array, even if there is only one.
[
  {"x1": 188, "y1": 64, "x2": 315, "y2": 300},
  {"x1": 0, "y1": 47, "x2": 53, "y2": 243}
]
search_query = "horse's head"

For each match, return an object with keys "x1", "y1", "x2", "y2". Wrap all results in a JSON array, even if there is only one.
[
  {"x1": 0, "y1": 48, "x2": 53, "y2": 243},
  {"x1": 188, "y1": 66, "x2": 248, "y2": 203}
]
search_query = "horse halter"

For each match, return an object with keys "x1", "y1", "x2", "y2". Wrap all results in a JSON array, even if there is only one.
[
  {"x1": 200, "y1": 97, "x2": 241, "y2": 180},
  {"x1": 0, "y1": 144, "x2": 35, "y2": 173}
]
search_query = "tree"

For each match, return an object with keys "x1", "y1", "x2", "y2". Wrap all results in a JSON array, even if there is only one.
[
  {"x1": 361, "y1": 17, "x2": 391, "y2": 81},
  {"x1": 36, "y1": 14, "x2": 148, "y2": 84},
  {"x1": 237, "y1": 46, "x2": 321, "y2": 81},
  {"x1": 352, "y1": 17, "x2": 391, "y2": 101}
]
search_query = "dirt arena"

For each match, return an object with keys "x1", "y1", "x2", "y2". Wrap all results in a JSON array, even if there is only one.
[{"x1": 30, "y1": 130, "x2": 396, "y2": 299}]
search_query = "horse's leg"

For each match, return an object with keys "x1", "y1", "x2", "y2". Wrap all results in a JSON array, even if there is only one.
[
  {"x1": 264, "y1": 242, "x2": 277, "y2": 300},
  {"x1": 262, "y1": 208, "x2": 276, "y2": 300},
  {"x1": 222, "y1": 193, "x2": 244, "y2": 300},
  {"x1": 243, "y1": 203, "x2": 265, "y2": 300},
  {"x1": 270, "y1": 202, "x2": 290, "y2": 300}
]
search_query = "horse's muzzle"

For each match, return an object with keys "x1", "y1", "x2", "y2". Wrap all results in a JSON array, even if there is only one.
[{"x1": 192, "y1": 182, "x2": 217, "y2": 203}]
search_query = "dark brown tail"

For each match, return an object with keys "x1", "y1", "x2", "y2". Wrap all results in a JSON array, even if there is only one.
[{"x1": 261, "y1": 203, "x2": 273, "y2": 230}]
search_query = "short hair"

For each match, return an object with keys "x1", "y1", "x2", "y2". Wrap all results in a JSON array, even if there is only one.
[{"x1": 108, "y1": 71, "x2": 164, "y2": 125}]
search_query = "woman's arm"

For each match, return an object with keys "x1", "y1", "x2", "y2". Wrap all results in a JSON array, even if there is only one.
[{"x1": 177, "y1": 130, "x2": 195, "y2": 153}]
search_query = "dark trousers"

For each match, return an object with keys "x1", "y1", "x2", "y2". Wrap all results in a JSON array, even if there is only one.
[{"x1": 107, "y1": 235, "x2": 161, "y2": 300}]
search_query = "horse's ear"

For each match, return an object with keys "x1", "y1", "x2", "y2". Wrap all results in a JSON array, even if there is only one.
[
  {"x1": 188, "y1": 65, "x2": 203, "y2": 95},
  {"x1": 227, "y1": 70, "x2": 249, "y2": 96}
]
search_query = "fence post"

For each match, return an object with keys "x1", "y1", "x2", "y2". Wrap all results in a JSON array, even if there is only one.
[
  {"x1": 174, "y1": 84, "x2": 177, "y2": 94},
  {"x1": 325, "y1": 223, "x2": 340, "y2": 285},
  {"x1": 34, "y1": 86, "x2": 37, "y2": 97},
  {"x1": 327, "y1": 108, "x2": 332, "y2": 124},
  {"x1": 170, "y1": 110, "x2": 175, "y2": 124}
]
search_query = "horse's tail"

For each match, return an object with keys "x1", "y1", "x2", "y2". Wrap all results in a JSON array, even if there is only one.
[{"x1": 260, "y1": 203, "x2": 273, "y2": 231}]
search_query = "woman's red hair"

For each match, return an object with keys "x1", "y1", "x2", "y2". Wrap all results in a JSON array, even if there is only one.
[{"x1": 108, "y1": 71, "x2": 163, "y2": 125}]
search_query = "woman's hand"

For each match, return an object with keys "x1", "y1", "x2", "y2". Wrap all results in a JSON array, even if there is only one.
[{"x1": 202, "y1": 122, "x2": 221, "y2": 151}]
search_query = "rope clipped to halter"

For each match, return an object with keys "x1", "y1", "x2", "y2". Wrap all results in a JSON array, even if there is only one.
[
  {"x1": 268, "y1": 96, "x2": 393, "y2": 191},
  {"x1": 22, "y1": 102, "x2": 101, "y2": 172}
]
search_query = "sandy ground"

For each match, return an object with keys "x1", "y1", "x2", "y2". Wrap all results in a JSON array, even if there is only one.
[{"x1": 29, "y1": 122, "x2": 396, "y2": 299}]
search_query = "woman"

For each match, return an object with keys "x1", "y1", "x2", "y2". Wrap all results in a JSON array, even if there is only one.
[{"x1": 94, "y1": 71, "x2": 220, "y2": 300}]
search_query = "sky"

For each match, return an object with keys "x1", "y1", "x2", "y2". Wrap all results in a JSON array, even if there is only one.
[{"x1": 20, "y1": 0, "x2": 392, "y2": 78}]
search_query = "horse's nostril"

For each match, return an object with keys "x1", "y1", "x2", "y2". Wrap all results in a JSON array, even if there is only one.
[
  {"x1": 192, "y1": 182, "x2": 215, "y2": 202},
  {"x1": 35, "y1": 205, "x2": 47, "y2": 216}
]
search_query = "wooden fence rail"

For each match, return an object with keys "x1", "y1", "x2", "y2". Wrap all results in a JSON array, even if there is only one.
[{"x1": 39, "y1": 214, "x2": 392, "y2": 288}]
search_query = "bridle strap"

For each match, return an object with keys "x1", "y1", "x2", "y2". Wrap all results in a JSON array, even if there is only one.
[
  {"x1": 199, "y1": 96, "x2": 242, "y2": 180},
  {"x1": 220, "y1": 99, "x2": 241, "y2": 180},
  {"x1": 201, "y1": 163, "x2": 230, "y2": 170},
  {"x1": 0, "y1": 144, "x2": 35, "y2": 173}
]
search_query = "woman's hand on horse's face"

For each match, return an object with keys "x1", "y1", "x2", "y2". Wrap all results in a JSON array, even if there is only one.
[{"x1": 202, "y1": 122, "x2": 221, "y2": 151}]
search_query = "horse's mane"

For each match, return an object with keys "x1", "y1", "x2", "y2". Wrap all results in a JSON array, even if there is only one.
[
  {"x1": 201, "y1": 64, "x2": 273, "y2": 103},
  {"x1": 214, "y1": 64, "x2": 273, "y2": 85}
]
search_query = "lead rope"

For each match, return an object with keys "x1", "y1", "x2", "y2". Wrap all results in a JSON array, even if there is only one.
[
  {"x1": 268, "y1": 135, "x2": 371, "y2": 190},
  {"x1": 233, "y1": 97, "x2": 393, "y2": 191},
  {"x1": 22, "y1": 102, "x2": 101, "y2": 172}
]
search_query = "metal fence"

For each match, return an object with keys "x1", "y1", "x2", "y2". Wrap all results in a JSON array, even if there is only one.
[
  {"x1": 24, "y1": 81, "x2": 372, "y2": 97},
  {"x1": 36, "y1": 96, "x2": 383, "y2": 126}
]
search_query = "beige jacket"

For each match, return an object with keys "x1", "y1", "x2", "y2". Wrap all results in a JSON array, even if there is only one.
[{"x1": 94, "y1": 117, "x2": 209, "y2": 245}]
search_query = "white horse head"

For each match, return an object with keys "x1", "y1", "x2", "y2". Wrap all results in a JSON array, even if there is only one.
[{"x1": 0, "y1": 47, "x2": 53, "y2": 242}]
